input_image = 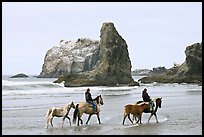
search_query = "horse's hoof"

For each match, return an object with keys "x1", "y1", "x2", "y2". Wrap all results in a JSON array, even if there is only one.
[{"x1": 135, "y1": 123, "x2": 139, "y2": 126}]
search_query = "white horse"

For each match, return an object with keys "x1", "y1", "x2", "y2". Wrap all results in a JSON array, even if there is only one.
[{"x1": 45, "y1": 101, "x2": 75, "y2": 128}]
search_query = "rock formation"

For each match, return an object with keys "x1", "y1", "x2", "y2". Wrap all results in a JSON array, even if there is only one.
[
  {"x1": 38, "y1": 38, "x2": 99, "y2": 78},
  {"x1": 132, "y1": 69, "x2": 150, "y2": 76},
  {"x1": 139, "y1": 42, "x2": 202, "y2": 84},
  {"x1": 53, "y1": 22, "x2": 139, "y2": 86},
  {"x1": 10, "y1": 73, "x2": 28, "y2": 78},
  {"x1": 148, "y1": 66, "x2": 167, "y2": 77}
]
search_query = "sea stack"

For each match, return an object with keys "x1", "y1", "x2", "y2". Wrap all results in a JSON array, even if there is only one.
[
  {"x1": 53, "y1": 22, "x2": 139, "y2": 87},
  {"x1": 139, "y1": 42, "x2": 202, "y2": 84}
]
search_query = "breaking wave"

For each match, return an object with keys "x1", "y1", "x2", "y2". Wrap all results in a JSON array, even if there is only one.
[{"x1": 2, "y1": 80, "x2": 64, "y2": 91}]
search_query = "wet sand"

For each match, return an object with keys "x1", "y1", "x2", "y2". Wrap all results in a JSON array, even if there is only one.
[{"x1": 2, "y1": 89, "x2": 202, "y2": 135}]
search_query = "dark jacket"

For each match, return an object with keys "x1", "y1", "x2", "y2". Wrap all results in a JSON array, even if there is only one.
[
  {"x1": 142, "y1": 90, "x2": 151, "y2": 102},
  {"x1": 85, "y1": 91, "x2": 93, "y2": 102}
]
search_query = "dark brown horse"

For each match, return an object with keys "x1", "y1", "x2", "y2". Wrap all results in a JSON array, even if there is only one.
[
  {"x1": 136, "y1": 97, "x2": 162, "y2": 123},
  {"x1": 73, "y1": 95, "x2": 104, "y2": 126}
]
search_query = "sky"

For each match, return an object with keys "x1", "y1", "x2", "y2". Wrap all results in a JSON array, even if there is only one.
[{"x1": 2, "y1": 2, "x2": 202, "y2": 75}]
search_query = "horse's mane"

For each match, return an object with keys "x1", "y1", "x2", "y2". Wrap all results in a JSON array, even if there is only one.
[
  {"x1": 64, "y1": 102, "x2": 73, "y2": 108},
  {"x1": 152, "y1": 97, "x2": 162, "y2": 102},
  {"x1": 93, "y1": 95, "x2": 99, "y2": 100},
  {"x1": 93, "y1": 95, "x2": 101, "y2": 104}
]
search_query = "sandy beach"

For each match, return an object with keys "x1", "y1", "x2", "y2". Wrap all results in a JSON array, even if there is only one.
[
  {"x1": 2, "y1": 76, "x2": 202, "y2": 135},
  {"x1": 2, "y1": 83, "x2": 202, "y2": 135}
]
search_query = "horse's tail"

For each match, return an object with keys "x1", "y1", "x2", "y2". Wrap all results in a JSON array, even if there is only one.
[
  {"x1": 123, "y1": 105, "x2": 129, "y2": 117},
  {"x1": 73, "y1": 104, "x2": 79, "y2": 124}
]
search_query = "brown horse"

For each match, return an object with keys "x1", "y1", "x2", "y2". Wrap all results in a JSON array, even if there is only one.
[
  {"x1": 136, "y1": 97, "x2": 162, "y2": 123},
  {"x1": 122, "y1": 102, "x2": 149, "y2": 125},
  {"x1": 45, "y1": 101, "x2": 75, "y2": 128},
  {"x1": 73, "y1": 95, "x2": 104, "y2": 126}
]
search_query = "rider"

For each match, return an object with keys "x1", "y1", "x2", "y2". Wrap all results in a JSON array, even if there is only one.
[
  {"x1": 85, "y1": 88, "x2": 97, "y2": 112},
  {"x1": 142, "y1": 88, "x2": 154, "y2": 111}
]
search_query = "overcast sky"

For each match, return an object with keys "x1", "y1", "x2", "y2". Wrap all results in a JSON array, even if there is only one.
[{"x1": 2, "y1": 2, "x2": 202, "y2": 75}]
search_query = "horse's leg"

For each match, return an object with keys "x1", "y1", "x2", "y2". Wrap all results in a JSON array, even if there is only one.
[
  {"x1": 136, "y1": 114, "x2": 140, "y2": 123},
  {"x1": 45, "y1": 109, "x2": 51, "y2": 128},
  {"x1": 61, "y1": 116, "x2": 66, "y2": 127},
  {"x1": 96, "y1": 113, "x2": 101, "y2": 124},
  {"x1": 147, "y1": 113, "x2": 154, "y2": 123},
  {"x1": 132, "y1": 114, "x2": 136, "y2": 123},
  {"x1": 77, "y1": 115, "x2": 80, "y2": 126},
  {"x1": 154, "y1": 113, "x2": 159, "y2": 123},
  {"x1": 66, "y1": 116, "x2": 71, "y2": 126},
  {"x1": 77, "y1": 114, "x2": 83, "y2": 126},
  {"x1": 132, "y1": 113, "x2": 137, "y2": 123},
  {"x1": 50, "y1": 116, "x2": 54, "y2": 127},
  {"x1": 127, "y1": 114, "x2": 133, "y2": 124},
  {"x1": 80, "y1": 117, "x2": 83, "y2": 125},
  {"x1": 77, "y1": 117, "x2": 83, "y2": 126},
  {"x1": 86, "y1": 114, "x2": 93, "y2": 124},
  {"x1": 45, "y1": 115, "x2": 50, "y2": 128},
  {"x1": 138, "y1": 113, "x2": 142, "y2": 124},
  {"x1": 132, "y1": 115, "x2": 134, "y2": 122},
  {"x1": 122, "y1": 115, "x2": 127, "y2": 125}
]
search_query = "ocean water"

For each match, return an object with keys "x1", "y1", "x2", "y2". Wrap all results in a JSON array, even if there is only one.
[{"x1": 2, "y1": 75, "x2": 202, "y2": 135}]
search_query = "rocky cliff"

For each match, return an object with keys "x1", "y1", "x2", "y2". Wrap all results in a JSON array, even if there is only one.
[
  {"x1": 53, "y1": 22, "x2": 139, "y2": 86},
  {"x1": 139, "y1": 42, "x2": 202, "y2": 84},
  {"x1": 38, "y1": 38, "x2": 99, "y2": 78}
]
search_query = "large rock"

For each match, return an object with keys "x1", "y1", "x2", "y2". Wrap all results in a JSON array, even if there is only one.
[
  {"x1": 54, "y1": 22, "x2": 139, "y2": 87},
  {"x1": 38, "y1": 38, "x2": 99, "y2": 78},
  {"x1": 139, "y1": 42, "x2": 202, "y2": 84}
]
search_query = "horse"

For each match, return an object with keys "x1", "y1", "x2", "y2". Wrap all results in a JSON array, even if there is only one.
[
  {"x1": 73, "y1": 95, "x2": 104, "y2": 126},
  {"x1": 45, "y1": 101, "x2": 75, "y2": 128},
  {"x1": 136, "y1": 97, "x2": 162, "y2": 123},
  {"x1": 122, "y1": 102, "x2": 149, "y2": 125}
]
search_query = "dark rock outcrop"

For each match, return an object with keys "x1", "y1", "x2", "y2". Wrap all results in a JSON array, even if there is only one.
[
  {"x1": 131, "y1": 67, "x2": 166, "y2": 76},
  {"x1": 139, "y1": 42, "x2": 202, "y2": 84},
  {"x1": 132, "y1": 69, "x2": 150, "y2": 76},
  {"x1": 54, "y1": 22, "x2": 139, "y2": 87},
  {"x1": 148, "y1": 66, "x2": 167, "y2": 77},
  {"x1": 10, "y1": 73, "x2": 28, "y2": 78}
]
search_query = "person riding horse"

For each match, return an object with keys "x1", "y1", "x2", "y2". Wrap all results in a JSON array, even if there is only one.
[
  {"x1": 142, "y1": 88, "x2": 154, "y2": 111},
  {"x1": 85, "y1": 88, "x2": 96, "y2": 112}
]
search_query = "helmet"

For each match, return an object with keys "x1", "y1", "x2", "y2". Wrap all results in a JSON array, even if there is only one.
[{"x1": 143, "y1": 88, "x2": 147, "y2": 92}]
